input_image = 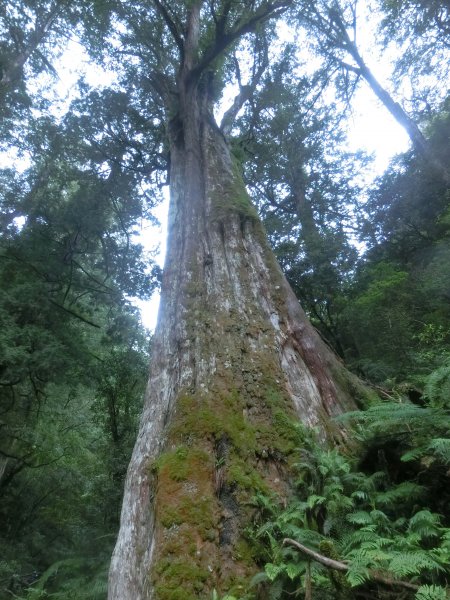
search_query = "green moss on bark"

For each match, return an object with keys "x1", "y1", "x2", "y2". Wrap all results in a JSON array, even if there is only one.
[
  {"x1": 151, "y1": 373, "x2": 304, "y2": 599},
  {"x1": 210, "y1": 158, "x2": 259, "y2": 222}
]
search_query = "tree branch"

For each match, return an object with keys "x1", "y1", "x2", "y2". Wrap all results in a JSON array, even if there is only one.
[
  {"x1": 152, "y1": 0, "x2": 184, "y2": 57},
  {"x1": 221, "y1": 36, "x2": 268, "y2": 135},
  {"x1": 48, "y1": 299, "x2": 101, "y2": 328},
  {"x1": 0, "y1": 2, "x2": 63, "y2": 88},
  {"x1": 283, "y1": 538, "x2": 419, "y2": 592},
  {"x1": 189, "y1": 0, "x2": 292, "y2": 83},
  {"x1": 335, "y1": 58, "x2": 361, "y2": 75},
  {"x1": 283, "y1": 538, "x2": 348, "y2": 570}
]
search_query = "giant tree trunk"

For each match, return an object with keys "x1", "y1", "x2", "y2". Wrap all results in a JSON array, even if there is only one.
[{"x1": 108, "y1": 82, "x2": 369, "y2": 600}]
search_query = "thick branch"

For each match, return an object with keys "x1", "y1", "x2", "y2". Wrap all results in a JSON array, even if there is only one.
[
  {"x1": 184, "y1": 1, "x2": 202, "y2": 71},
  {"x1": 335, "y1": 58, "x2": 361, "y2": 75},
  {"x1": 283, "y1": 538, "x2": 419, "y2": 592},
  {"x1": 0, "y1": 3, "x2": 63, "y2": 89},
  {"x1": 283, "y1": 538, "x2": 348, "y2": 571},
  {"x1": 327, "y1": 9, "x2": 450, "y2": 183},
  {"x1": 152, "y1": 0, "x2": 184, "y2": 57},
  {"x1": 221, "y1": 39, "x2": 268, "y2": 135},
  {"x1": 189, "y1": 1, "x2": 292, "y2": 83},
  {"x1": 216, "y1": 0, "x2": 234, "y2": 33},
  {"x1": 220, "y1": 85, "x2": 253, "y2": 136}
]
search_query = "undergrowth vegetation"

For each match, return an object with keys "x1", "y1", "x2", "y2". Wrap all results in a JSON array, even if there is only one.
[{"x1": 240, "y1": 364, "x2": 450, "y2": 600}]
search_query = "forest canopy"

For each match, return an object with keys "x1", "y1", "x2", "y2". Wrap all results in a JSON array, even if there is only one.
[{"x1": 0, "y1": 1, "x2": 449, "y2": 599}]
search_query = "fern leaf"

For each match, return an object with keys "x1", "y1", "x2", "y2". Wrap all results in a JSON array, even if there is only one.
[
  {"x1": 428, "y1": 438, "x2": 450, "y2": 464},
  {"x1": 389, "y1": 551, "x2": 443, "y2": 577},
  {"x1": 376, "y1": 481, "x2": 424, "y2": 506},
  {"x1": 286, "y1": 562, "x2": 304, "y2": 581},
  {"x1": 265, "y1": 563, "x2": 286, "y2": 582},
  {"x1": 346, "y1": 565, "x2": 370, "y2": 587},
  {"x1": 415, "y1": 584, "x2": 449, "y2": 600},
  {"x1": 408, "y1": 510, "x2": 441, "y2": 538},
  {"x1": 347, "y1": 511, "x2": 372, "y2": 526}
]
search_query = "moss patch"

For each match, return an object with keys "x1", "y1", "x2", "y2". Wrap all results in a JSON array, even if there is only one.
[
  {"x1": 155, "y1": 445, "x2": 217, "y2": 535},
  {"x1": 211, "y1": 157, "x2": 260, "y2": 223},
  {"x1": 151, "y1": 375, "x2": 303, "y2": 598},
  {"x1": 154, "y1": 558, "x2": 210, "y2": 600}
]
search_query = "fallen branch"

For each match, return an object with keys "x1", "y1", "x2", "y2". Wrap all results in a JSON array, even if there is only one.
[{"x1": 282, "y1": 538, "x2": 419, "y2": 592}]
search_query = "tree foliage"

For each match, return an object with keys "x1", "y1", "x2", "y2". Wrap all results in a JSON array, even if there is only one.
[{"x1": 0, "y1": 0, "x2": 449, "y2": 598}]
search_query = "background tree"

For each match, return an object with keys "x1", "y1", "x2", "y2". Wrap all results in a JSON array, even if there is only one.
[
  {"x1": 379, "y1": 0, "x2": 450, "y2": 113},
  {"x1": 339, "y1": 98, "x2": 450, "y2": 384},
  {"x1": 295, "y1": 0, "x2": 450, "y2": 182},
  {"x1": 0, "y1": 81, "x2": 157, "y2": 598},
  {"x1": 236, "y1": 49, "x2": 364, "y2": 354}
]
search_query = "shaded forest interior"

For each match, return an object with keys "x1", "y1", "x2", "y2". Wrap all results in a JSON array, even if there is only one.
[{"x1": 0, "y1": 1, "x2": 449, "y2": 599}]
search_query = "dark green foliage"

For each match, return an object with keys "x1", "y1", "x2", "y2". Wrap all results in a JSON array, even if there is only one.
[
  {"x1": 0, "y1": 236, "x2": 150, "y2": 598},
  {"x1": 248, "y1": 395, "x2": 450, "y2": 599},
  {"x1": 0, "y1": 62, "x2": 155, "y2": 597},
  {"x1": 336, "y1": 98, "x2": 450, "y2": 383}
]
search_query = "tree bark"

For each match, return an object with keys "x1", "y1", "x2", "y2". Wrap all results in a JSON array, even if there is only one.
[{"x1": 108, "y1": 76, "x2": 369, "y2": 599}]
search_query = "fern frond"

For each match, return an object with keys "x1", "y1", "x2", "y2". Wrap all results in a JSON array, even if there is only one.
[
  {"x1": 347, "y1": 511, "x2": 373, "y2": 526},
  {"x1": 346, "y1": 564, "x2": 370, "y2": 587},
  {"x1": 265, "y1": 563, "x2": 286, "y2": 582},
  {"x1": 375, "y1": 482, "x2": 424, "y2": 506},
  {"x1": 408, "y1": 510, "x2": 441, "y2": 539},
  {"x1": 427, "y1": 438, "x2": 450, "y2": 464},
  {"x1": 401, "y1": 446, "x2": 427, "y2": 462},
  {"x1": 424, "y1": 362, "x2": 450, "y2": 409},
  {"x1": 415, "y1": 584, "x2": 449, "y2": 600},
  {"x1": 389, "y1": 550, "x2": 444, "y2": 577}
]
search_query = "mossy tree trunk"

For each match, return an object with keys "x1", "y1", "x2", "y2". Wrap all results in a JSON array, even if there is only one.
[
  {"x1": 108, "y1": 84, "x2": 367, "y2": 600},
  {"x1": 108, "y1": 4, "x2": 370, "y2": 599}
]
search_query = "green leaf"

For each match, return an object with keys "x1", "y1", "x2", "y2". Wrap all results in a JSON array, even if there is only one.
[
  {"x1": 286, "y1": 562, "x2": 304, "y2": 580},
  {"x1": 265, "y1": 563, "x2": 286, "y2": 582},
  {"x1": 347, "y1": 511, "x2": 372, "y2": 525},
  {"x1": 307, "y1": 494, "x2": 326, "y2": 508},
  {"x1": 346, "y1": 566, "x2": 370, "y2": 587},
  {"x1": 415, "y1": 584, "x2": 449, "y2": 600}
]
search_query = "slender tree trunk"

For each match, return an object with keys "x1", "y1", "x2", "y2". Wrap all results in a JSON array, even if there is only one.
[
  {"x1": 350, "y1": 49, "x2": 450, "y2": 182},
  {"x1": 329, "y1": 8, "x2": 450, "y2": 184},
  {"x1": 108, "y1": 81, "x2": 369, "y2": 600}
]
